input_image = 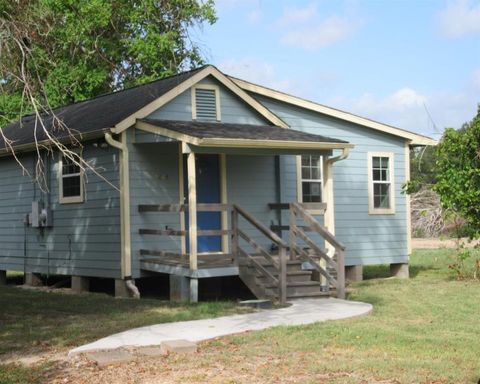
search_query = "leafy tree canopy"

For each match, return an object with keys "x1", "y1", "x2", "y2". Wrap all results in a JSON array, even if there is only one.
[
  {"x1": 0, "y1": 0, "x2": 216, "y2": 125},
  {"x1": 434, "y1": 106, "x2": 480, "y2": 237}
]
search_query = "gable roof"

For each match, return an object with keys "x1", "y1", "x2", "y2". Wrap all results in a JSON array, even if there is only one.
[
  {"x1": 229, "y1": 76, "x2": 437, "y2": 146},
  {"x1": 138, "y1": 119, "x2": 352, "y2": 150},
  {"x1": 0, "y1": 65, "x2": 288, "y2": 153}
]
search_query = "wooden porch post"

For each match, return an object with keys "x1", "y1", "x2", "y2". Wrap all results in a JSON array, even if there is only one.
[
  {"x1": 322, "y1": 157, "x2": 335, "y2": 289},
  {"x1": 187, "y1": 152, "x2": 198, "y2": 302}
]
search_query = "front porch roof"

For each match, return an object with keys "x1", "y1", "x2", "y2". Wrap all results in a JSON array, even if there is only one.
[{"x1": 137, "y1": 119, "x2": 353, "y2": 150}]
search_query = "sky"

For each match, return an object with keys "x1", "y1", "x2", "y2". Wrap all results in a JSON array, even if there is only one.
[{"x1": 196, "y1": 0, "x2": 480, "y2": 139}]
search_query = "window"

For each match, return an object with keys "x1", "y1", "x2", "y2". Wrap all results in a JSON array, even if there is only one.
[
  {"x1": 299, "y1": 155, "x2": 323, "y2": 202},
  {"x1": 192, "y1": 84, "x2": 220, "y2": 121},
  {"x1": 368, "y1": 152, "x2": 395, "y2": 214},
  {"x1": 59, "y1": 153, "x2": 84, "y2": 204}
]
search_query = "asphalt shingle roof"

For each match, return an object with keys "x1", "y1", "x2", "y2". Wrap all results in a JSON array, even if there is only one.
[
  {"x1": 141, "y1": 118, "x2": 348, "y2": 144},
  {"x1": 0, "y1": 67, "x2": 205, "y2": 150}
]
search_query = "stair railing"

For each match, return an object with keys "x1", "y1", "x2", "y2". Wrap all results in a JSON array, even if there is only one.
[
  {"x1": 232, "y1": 204, "x2": 288, "y2": 304},
  {"x1": 289, "y1": 202, "x2": 346, "y2": 299}
]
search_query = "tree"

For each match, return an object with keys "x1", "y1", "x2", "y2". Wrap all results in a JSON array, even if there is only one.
[
  {"x1": 434, "y1": 105, "x2": 480, "y2": 237},
  {"x1": 0, "y1": 0, "x2": 216, "y2": 186}
]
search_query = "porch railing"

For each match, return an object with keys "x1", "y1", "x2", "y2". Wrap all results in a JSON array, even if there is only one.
[
  {"x1": 289, "y1": 202, "x2": 346, "y2": 299},
  {"x1": 232, "y1": 204, "x2": 288, "y2": 304},
  {"x1": 138, "y1": 203, "x2": 232, "y2": 266}
]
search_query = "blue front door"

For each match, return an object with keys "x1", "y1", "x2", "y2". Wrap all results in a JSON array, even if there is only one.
[{"x1": 184, "y1": 154, "x2": 222, "y2": 253}]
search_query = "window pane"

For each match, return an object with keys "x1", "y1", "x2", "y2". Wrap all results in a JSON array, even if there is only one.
[
  {"x1": 373, "y1": 183, "x2": 390, "y2": 208},
  {"x1": 63, "y1": 175, "x2": 81, "y2": 197},
  {"x1": 373, "y1": 169, "x2": 381, "y2": 181},
  {"x1": 311, "y1": 167, "x2": 320, "y2": 180},
  {"x1": 372, "y1": 157, "x2": 380, "y2": 168},
  {"x1": 301, "y1": 156, "x2": 310, "y2": 166},
  {"x1": 63, "y1": 157, "x2": 80, "y2": 175},
  {"x1": 302, "y1": 181, "x2": 321, "y2": 202},
  {"x1": 301, "y1": 167, "x2": 310, "y2": 179},
  {"x1": 311, "y1": 155, "x2": 321, "y2": 168}
]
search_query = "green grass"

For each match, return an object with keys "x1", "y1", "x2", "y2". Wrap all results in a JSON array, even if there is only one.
[
  {"x1": 0, "y1": 282, "x2": 249, "y2": 357},
  {"x1": 189, "y1": 248, "x2": 480, "y2": 383},
  {"x1": 2, "y1": 249, "x2": 480, "y2": 383}
]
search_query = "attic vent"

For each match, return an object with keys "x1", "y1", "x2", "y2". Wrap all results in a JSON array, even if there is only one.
[{"x1": 193, "y1": 86, "x2": 220, "y2": 121}]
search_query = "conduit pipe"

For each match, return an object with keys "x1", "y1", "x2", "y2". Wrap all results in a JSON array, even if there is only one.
[{"x1": 105, "y1": 131, "x2": 139, "y2": 298}]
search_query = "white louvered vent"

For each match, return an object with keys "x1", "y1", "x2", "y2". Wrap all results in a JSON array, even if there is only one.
[{"x1": 194, "y1": 87, "x2": 219, "y2": 121}]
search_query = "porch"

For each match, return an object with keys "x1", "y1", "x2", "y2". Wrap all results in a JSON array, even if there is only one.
[
  {"x1": 138, "y1": 202, "x2": 345, "y2": 305},
  {"x1": 132, "y1": 119, "x2": 352, "y2": 304}
]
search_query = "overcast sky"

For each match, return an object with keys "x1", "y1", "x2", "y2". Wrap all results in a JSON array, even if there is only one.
[{"x1": 198, "y1": 0, "x2": 480, "y2": 139}]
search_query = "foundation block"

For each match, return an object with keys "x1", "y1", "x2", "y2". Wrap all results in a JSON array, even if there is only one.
[
  {"x1": 345, "y1": 265, "x2": 363, "y2": 283},
  {"x1": 390, "y1": 263, "x2": 409, "y2": 279},
  {"x1": 25, "y1": 273, "x2": 42, "y2": 286},
  {"x1": 71, "y1": 276, "x2": 90, "y2": 293}
]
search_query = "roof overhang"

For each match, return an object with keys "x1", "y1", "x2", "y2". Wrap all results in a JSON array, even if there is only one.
[
  {"x1": 0, "y1": 128, "x2": 108, "y2": 158},
  {"x1": 135, "y1": 120, "x2": 353, "y2": 152},
  {"x1": 230, "y1": 76, "x2": 438, "y2": 146}
]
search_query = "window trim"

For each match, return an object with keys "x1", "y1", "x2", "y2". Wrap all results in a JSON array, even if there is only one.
[
  {"x1": 59, "y1": 150, "x2": 84, "y2": 204},
  {"x1": 191, "y1": 84, "x2": 221, "y2": 121},
  {"x1": 368, "y1": 152, "x2": 395, "y2": 215},
  {"x1": 296, "y1": 154, "x2": 324, "y2": 203}
]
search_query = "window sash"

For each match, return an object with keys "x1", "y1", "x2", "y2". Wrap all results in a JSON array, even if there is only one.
[
  {"x1": 300, "y1": 155, "x2": 323, "y2": 203},
  {"x1": 369, "y1": 153, "x2": 394, "y2": 214},
  {"x1": 60, "y1": 154, "x2": 83, "y2": 203}
]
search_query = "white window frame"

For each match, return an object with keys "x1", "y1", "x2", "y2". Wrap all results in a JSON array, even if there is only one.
[
  {"x1": 368, "y1": 152, "x2": 395, "y2": 215},
  {"x1": 59, "y1": 150, "x2": 84, "y2": 204},
  {"x1": 191, "y1": 84, "x2": 221, "y2": 121},
  {"x1": 296, "y1": 155, "x2": 323, "y2": 203}
]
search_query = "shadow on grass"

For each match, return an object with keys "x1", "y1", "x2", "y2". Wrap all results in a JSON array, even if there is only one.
[{"x1": 362, "y1": 263, "x2": 437, "y2": 280}]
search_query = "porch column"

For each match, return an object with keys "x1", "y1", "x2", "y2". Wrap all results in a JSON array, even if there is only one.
[
  {"x1": 187, "y1": 152, "x2": 198, "y2": 302},
  {"x1": 323, "y1": 157, "x2": 335, "y2": 236}
]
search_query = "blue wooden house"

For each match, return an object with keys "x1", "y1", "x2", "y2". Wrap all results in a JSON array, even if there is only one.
[{"x1": 0, "y1": 65, "x2": 436, "y2": 303}]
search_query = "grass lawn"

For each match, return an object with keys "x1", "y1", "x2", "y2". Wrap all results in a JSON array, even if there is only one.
[
  {"x1": 1, "y1": 248, "x2": 480, "y2": 383},
  {"x1": 0, "y1": 279, "x2": 251, "y2": 384}
]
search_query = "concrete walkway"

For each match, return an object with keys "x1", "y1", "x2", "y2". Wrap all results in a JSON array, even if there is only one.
[{"x1": 69, "y1": 298, "x2": 372, "y2": 356}]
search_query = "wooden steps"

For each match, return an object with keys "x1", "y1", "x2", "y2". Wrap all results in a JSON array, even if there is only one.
[{"x1": 239, "y1": 255, "x2": 334, "y2": 302}]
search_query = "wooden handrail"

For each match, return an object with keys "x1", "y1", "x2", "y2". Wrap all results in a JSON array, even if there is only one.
[
  {"x1": 139, "y1": 228, "x2": 231, "y2": 237},
  {"x1": 139, "y1": 203, "x2": 231, "y2": 213},
  {"x1": 291, "y1": 203, "x2": 346, "y2": 251},
  {"x1": 233, "y1": 204, "x2": 288, "y2": 248},
  {"x1": 290, "y1": 202, "x2": 346, "y2": 299},
  {"x1": 268, "y1": 202, "x2": 327, "y2": 211}
]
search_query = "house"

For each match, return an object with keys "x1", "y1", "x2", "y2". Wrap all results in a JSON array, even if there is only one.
[{"x1": 0, "y1": 65, "x2": 436, "y2": 303}]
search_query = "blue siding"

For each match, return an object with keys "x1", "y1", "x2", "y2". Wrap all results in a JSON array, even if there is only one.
[
  {"x1": 128, "y1": 133, "x2": 182, "y2": 278},
  {"x1": 147, "y1": 76, "x2": 269, "y2": 125},
  {"x1": 256, "y1": 96, "x2": 409, "y2": 266},
  {"x1": 0, "y1": 143, "x2": 122, "y2": 278},
  {"x1": 227, "y1": 155, "x2": 277, "y2": 252}
]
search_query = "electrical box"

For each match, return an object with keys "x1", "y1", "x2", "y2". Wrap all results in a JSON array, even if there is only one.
[{"x1": 31, "y1": 201, "x2": 53, "y2": 228}]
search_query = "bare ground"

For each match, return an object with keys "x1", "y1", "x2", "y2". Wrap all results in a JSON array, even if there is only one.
[{"x1": 412, "y1": 237, "x2": 480, "y2": 249}]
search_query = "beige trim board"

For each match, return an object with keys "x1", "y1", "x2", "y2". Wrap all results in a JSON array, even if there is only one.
[
  {"x1": 405, "y1": 142, "x2": 412, "y2": 255},
  {"x1": 113, "y1": 65, "x2": 288, "y2": 134},
  {"x1": 230, "y1": 77, "x2": 437, "y2": 146},
  {"x1": 135, "y1": 120, "x2": 353, "y2": 151},
  {"x1": 219, "y1": 154, "x2": 229, "y2": 253}
]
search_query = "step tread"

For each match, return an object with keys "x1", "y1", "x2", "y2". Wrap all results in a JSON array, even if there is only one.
[
  {"x1": 264, "y1": 281, "x2": 321, "y2": 289},
  {"x1": 255, "y1": 270, "x2": 312, "y2": 277},
  {"x1": 287, "y1": 291, "x2": 331, "y2": 299}
]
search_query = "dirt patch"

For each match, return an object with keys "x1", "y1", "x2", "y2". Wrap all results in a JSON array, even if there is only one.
[{"x1": 412, "y1": 238, "x2": 480, "y2": 249}]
